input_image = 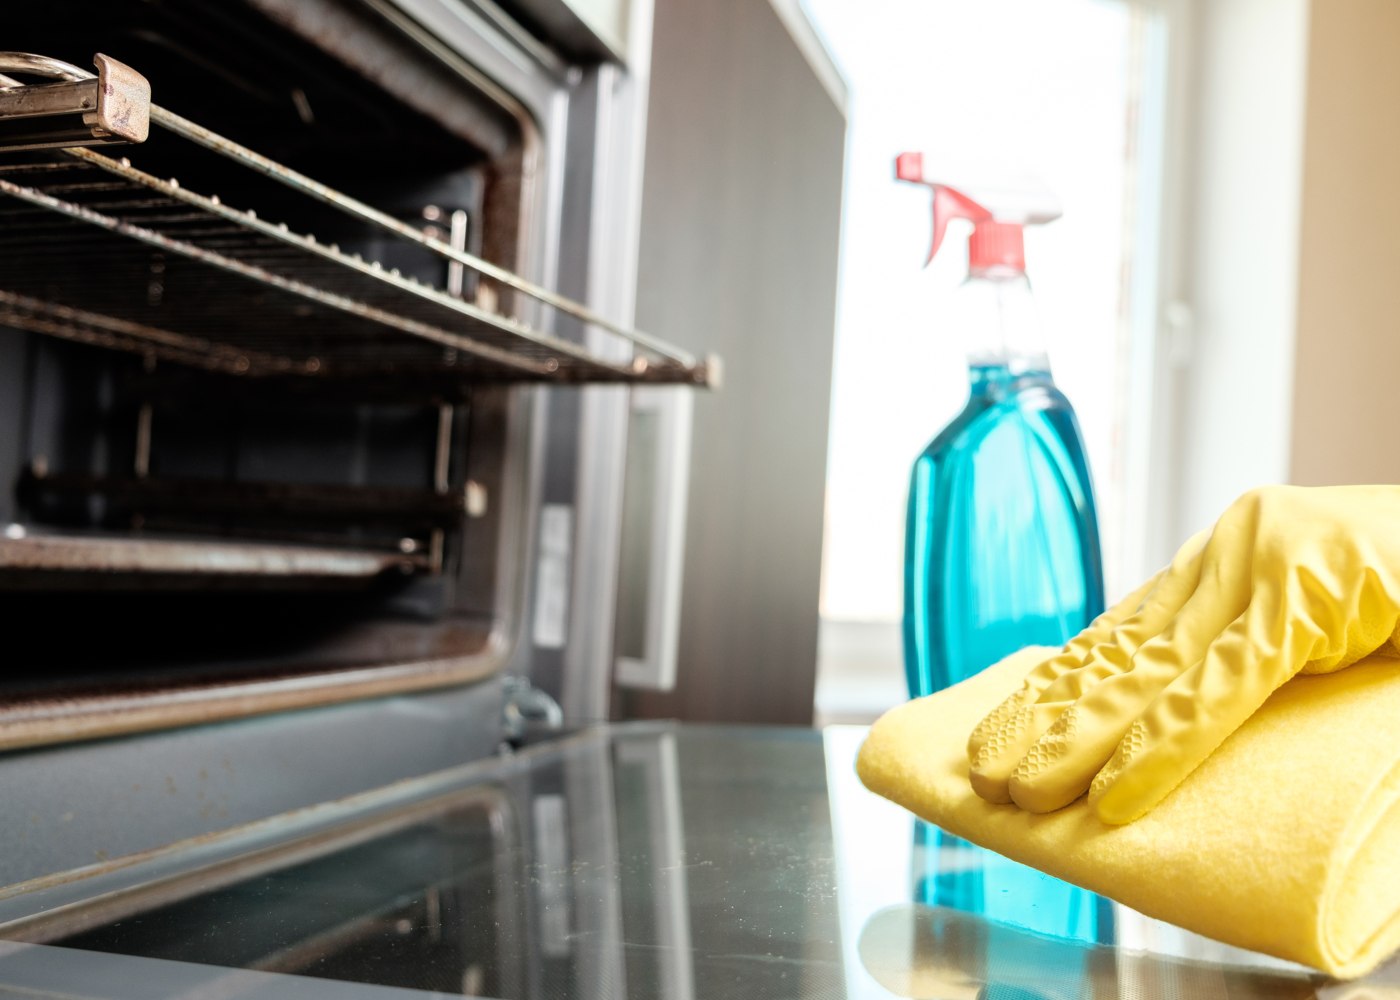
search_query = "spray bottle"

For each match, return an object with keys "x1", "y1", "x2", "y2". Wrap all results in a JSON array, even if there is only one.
[
  {"x1": 896, "y1": 153, "x2": 1105, "y2": 698},
  {"x1": 898, "y1": 153, "x2": 1114, "y2": 946}
]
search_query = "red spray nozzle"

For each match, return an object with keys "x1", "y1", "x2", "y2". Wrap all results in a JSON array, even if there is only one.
[
  {"x1": 895, "y1": 152, "x2": 1060, "y2": 273},
  {"x1": 896, "y1": 152, "x2": 991, "y2": 264}
]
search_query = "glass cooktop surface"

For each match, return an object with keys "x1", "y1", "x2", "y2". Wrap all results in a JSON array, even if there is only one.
[{"x1": 0, "y1": 724, "x2": 1390, "y2": 999}]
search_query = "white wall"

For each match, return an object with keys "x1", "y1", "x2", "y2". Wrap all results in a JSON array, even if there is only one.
[
  {"x1": 1158, "y1": 0, "x2": 1309, "y2": 555},
  {"x1": 1163, "y1": 0, "x2": 1400, "y2": 547}
]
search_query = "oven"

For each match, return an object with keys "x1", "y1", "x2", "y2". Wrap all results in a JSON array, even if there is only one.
[
  {"x1": 0, "y1": 2, "x2": 882, "y2": 998},
  {"x1": 0, "y1": 0, "x2": 710, "y2": 933}
]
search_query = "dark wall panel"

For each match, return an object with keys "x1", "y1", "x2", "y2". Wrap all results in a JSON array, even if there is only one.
[{"x1": 626, "y1": 0, "x2": 845, "y2": 724}]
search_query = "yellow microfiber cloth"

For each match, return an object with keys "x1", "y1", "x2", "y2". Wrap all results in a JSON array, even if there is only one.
[{"x1": 857, "y1": 646, "x2": 1400, "y2": 978}]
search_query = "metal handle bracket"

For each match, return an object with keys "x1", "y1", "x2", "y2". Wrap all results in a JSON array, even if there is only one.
[{"x1": 0, "y1": 52, "x2": 150, "y2": 152}]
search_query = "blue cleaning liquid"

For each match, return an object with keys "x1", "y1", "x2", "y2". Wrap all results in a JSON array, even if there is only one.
[
  {"x1": 903, "y1": 366, "x2": 1111, "y2": 953},
  {"x1": 903, "y1": 364, "x2": 1104, "y2": 697},
  {"x1": 912, "y1": 821, "x2": 1115, "y2": 946}
]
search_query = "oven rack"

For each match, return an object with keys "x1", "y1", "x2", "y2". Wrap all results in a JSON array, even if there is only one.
[
  {"x1": 0, "y1": 154, "x2": 703, "y2": 384},
  {"x1": 0, "y1": 55, "x2": 716, "y2": 387}
]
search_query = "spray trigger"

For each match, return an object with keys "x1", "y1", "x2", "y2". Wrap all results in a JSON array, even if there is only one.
[{"x1": 894, "y1": 152, "x2": 1061, "y2": 272}]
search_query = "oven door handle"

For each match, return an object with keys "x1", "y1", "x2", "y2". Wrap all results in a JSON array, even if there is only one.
[{"x1": 614, "y1": 386, "x2": 693, "y2": 691}]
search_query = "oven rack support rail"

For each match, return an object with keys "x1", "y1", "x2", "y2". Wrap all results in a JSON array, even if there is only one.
[{"x1": 0, "y1": 52, "x2": 719, "y2": 388}]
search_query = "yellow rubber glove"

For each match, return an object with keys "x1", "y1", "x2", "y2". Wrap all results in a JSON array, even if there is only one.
[{"x1": 966, "y1": 484, "x2": 1400, "y2": 824}]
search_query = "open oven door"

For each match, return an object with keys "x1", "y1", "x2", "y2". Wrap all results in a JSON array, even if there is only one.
[{"x1": 0, "y1": 724, "x2": 847, "y2": 1000}]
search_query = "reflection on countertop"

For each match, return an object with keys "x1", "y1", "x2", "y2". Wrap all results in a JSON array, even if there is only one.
[
  {"x1": 0, "y1": 724, "x2": 1389, "y2": 999},
  {"x1": 857, "y1": 903, "x2": 1315, "y2": 1000}
]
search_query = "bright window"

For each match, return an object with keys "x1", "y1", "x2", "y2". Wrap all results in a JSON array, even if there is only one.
[{"x1": 803, "y1": 0, "x2": 1171, "y2": 720}]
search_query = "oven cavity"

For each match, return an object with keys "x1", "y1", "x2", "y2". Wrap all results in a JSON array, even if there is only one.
[{"x1": 0, "y1": 0, "x2": 708, "y2": 743}]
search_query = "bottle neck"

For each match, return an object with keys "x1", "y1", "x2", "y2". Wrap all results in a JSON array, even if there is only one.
[{"x1": 955, "y1": 269, "x2": 1050, "y2": 379}]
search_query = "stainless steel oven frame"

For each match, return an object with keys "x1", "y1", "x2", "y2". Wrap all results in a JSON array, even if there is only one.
[{"x1": 363, "y1": 0, "x2": 694, "y2": 721}]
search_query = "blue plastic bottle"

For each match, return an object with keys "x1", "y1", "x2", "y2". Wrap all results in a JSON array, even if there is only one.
[
  {"x1": 895, "y1": 154, "x2": 1112, "y2": 948},
  {"x1": 895, "y1": 154, "x2": 1105, "y2": 698}
]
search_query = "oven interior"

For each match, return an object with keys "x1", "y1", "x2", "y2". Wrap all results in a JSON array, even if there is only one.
[
  {"x1": 0, "y1": 0, "x2": 706, "y2": 715},
  {"x1": 0, "y1": 0, "x2": 517, "y2": 697}
]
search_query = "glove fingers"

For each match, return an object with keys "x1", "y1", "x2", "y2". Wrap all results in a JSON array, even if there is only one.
[
  {"x1": 1004, "y1": 630, "x2": 1190, "y2": 813},
  {"x1": 963, "y1": 623, "x2": 1137, "y2": 793},
  {"x1": 966, "y1": 534, "x2": 1209, "y2": 805},
  {"x1": 967, "y1": 697, "x2": 1075, "y2": 803},
  {"x1": 1088, "y1": 594, "x2": 1308, "y2": 825},
  {"x1": 1000, "y1": 531, "x2": 1247, "y2": 814},
  {"x1": 1004, "y1": 560, "x2": 1267, "y2": 816}
]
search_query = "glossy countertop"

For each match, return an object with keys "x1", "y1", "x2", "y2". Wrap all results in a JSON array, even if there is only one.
[{"x1": 0, "y1": 723, "x2": 1394, "y2": 999}]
